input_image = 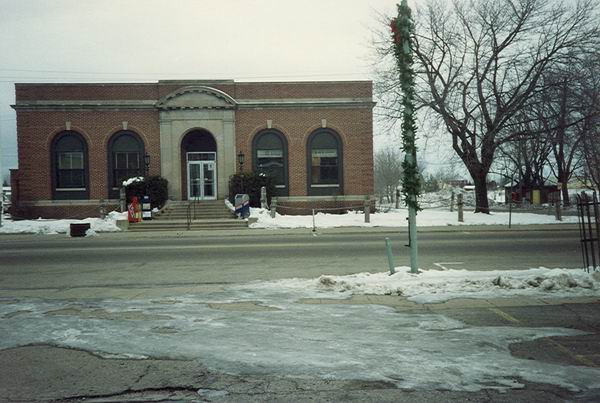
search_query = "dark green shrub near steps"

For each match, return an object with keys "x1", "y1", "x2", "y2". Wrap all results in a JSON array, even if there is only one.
[
  {"x1": 228, "y1": 172, "x2": 275, "y2": 207},
  {"x1": 125, "y1": 176, "x2": 169, "y2": 209}
]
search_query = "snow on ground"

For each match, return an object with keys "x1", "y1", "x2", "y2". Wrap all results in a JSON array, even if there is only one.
[
  {"x1": 250, "y1": 207, "x2": 578, "y2": 229},
  {"x1": 0, "y1": 211, "x2": 126, "y2": 235},
  {"x1": 1, "y1": 268, "x2": 600, "y2": 392}
]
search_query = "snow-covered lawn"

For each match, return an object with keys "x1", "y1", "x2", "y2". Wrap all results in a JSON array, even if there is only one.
[
  {"x1": 250, "y1": 207, "x2": 578, "y2": 229},
  {"x1": 0, "y1": 211, "x2": 126, "y2": 235}
]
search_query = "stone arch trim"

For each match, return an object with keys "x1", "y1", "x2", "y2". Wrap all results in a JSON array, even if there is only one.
[
  {"x1": 300, "y1": 122, "x2": 348, "y2": 149},
  {"x1": 156, "y1": 86, "x2": 237, "y2": 110},
  {"x1": 103, "y1": 124, "x2": 151, "y2": 150}
]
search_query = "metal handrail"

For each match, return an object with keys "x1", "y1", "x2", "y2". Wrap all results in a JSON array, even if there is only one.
[{"x1": 186, "y1": 195, "x2": 200, "y2": 230}]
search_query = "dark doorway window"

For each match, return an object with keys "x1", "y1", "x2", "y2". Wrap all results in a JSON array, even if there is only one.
[
  {"x1": 307, "y1": 129, "x2": 343, "y2": 195},
  {"x1": 180, "y1": 129, "x2": 218, "y2": 200},
  {"x1": 52, "y1": 131, "x2": 89, "y2": 200},
  {"x1": 108, "y1": 131, "x2": 144, "y2": 198},
  {"x1": 253, "y1": 130, "x2": 288, "y2": 196}
]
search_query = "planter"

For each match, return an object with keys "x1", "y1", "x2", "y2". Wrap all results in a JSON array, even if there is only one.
[{"x1": 70, "y1": 223, "x2": 90, "y2": 237}]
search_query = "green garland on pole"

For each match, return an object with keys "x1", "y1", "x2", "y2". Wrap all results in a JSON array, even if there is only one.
[{"x1": 391, "y1": 0, "x2": 421, "y2": 211}]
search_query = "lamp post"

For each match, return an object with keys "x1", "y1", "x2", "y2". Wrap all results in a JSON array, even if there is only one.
[
  {"x1": 237, "y1": 151, "x2": 245, "y2": 172},
  {"x1": 237, "y1": 151, "x2": 245, "y2": 193},
  {"x1": 144, "y1": 154, "x2": 150, "y2": 177}
]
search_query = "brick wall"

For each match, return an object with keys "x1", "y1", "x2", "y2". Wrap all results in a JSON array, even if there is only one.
[
  {"x1": 16, "y1": 110, "x2": 160, "y2": 202},
  {"x1": 236, "y1": 107, "x2": 373, "y2": 197},
  {"x1": 16, "y1": 83, "x2": 159, "y2": 101},
  {"x1": 14, "y1": 80, "x2": 373, "y2": 219},
  {"x1": 233, "y1": 81, "x2": 372, "y2": 100}
]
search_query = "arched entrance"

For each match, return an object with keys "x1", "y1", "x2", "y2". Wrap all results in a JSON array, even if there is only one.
[{"x1": 181, "y1": 129, "x2": 217, "y2": 200}]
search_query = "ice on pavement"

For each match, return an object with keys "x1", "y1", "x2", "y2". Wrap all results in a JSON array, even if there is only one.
[{"x1": 2, "y1": 268, "x2": 600, "y2": 392}]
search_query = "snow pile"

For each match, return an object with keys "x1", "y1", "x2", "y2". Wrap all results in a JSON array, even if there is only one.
[
  {"x1": 121, "y1": 176, "x2": 144, "y2": 186},
  {"x1": 249, "y1": 207, "x2": 578, "y2": 229},
  {"x1": 243, "y1": 268, "x2": 600, "y2": 304},
  {"x1": 0, "y1": 210, "x2": 126, "y2": 235},
  {"x1": 224, "y1": 199, "x2": 235, "y2": 212}
]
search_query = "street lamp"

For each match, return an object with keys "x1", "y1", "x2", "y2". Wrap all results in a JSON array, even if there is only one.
[
  {"x1": 144, "y1": 154, "x2": 150, "y2": 177},
  {"x1": 237, "y1": 152, "x2": 245, "y2": 193}
]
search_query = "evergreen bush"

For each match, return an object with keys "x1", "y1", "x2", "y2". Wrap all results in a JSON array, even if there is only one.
[
  {"x1": 228, "y1": 172, "x2": 275, "y2": 207},
  {"x1": 124, "y1": 176, "x2": 169, "y2": 208}
]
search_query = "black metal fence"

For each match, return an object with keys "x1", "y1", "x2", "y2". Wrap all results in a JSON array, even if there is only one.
[{"x1": 576, "y1": 192, "x2": 600, "y2": 272}]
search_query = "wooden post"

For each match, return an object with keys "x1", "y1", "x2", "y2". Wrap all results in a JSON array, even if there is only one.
[
  {"x1": 457, "y1": 193, "x2": 464, "y2": 222},
  {"x1": 260, "y1": 186, "x2": 268, "y2": 209},
  {"x1": 364, "y1": 199, "x2": 370, "y2": 223},
  {"x1": 270, "y1": 198, "x2": 277, "y2": 218}
]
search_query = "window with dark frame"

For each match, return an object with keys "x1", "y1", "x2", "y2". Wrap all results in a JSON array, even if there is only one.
[
  {"x1": 254, "y1": 131, "x2": 287, "y2": 189},
  {"x1": 57, "y1": 151, "x2": 85, "y2": 188},
  {"x1": 308, "y1": 130, "x2": 341, "y2": 189},
  {"x1": 311, "y1": 148, "x2": 338, "y2": 185},
  {"x1": 109, "y1": 133, "x2": 143, "y2": 189},
  {"x1": 113, "y1": 151, "x2": 140, "y2": 188}
]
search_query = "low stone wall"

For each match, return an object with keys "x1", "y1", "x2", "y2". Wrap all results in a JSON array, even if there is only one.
[
  {"x1": 273, "y1": 196, "x2": 375, "y2": 216},
  {"x1": 14, "y1": 202, "x2": 119, "y2": 220}
]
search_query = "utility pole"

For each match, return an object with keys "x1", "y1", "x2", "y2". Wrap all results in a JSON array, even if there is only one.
[{"x1": 391, "y1": 0, "x2": 420, "y2": 273}]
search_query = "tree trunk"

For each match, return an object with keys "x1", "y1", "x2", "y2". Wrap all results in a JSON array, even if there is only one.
[
  {"x1": 473, "y1": 173, "x2": 490, "y2": 214},
  {"x1": 561, "y1": 180, "x2": 570, "y2": 207}
]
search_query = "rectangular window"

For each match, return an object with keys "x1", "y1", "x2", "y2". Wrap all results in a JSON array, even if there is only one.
[
  {"x1": 57, "y1": 152, "x2": 85, "y2": 188},
  {"x1": 113, "y1": 152, "x2": 141, "y2": 187},
  {"x1": 257, "y1": 149, "x2": 284, "y2": 186},
  {"x1": 311, "y1": 148, "x2": 338, "y2": 185}
]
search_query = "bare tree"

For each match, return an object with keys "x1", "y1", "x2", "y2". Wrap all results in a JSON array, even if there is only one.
[
  {"x1": 392, "y1": 0, "x2": 599, "y2": 212},
  {"x1": 374, "y1": 148, "x2": 404, "y2": 203}
]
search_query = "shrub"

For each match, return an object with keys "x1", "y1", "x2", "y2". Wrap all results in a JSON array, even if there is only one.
[
  {"x1": 228, "y1": 172, "x2": 275, "y2": 207},
  {"x1": 124, "y1": 176, "x2": 169, "y2": 208}
]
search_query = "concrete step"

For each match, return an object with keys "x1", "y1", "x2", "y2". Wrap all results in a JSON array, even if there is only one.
[
  {"x1": 129, "y1": 219, "x2": 248, "y2": 232},
  {"x1": 153, "y1": 199, "x2": 235, "y2": 224}
]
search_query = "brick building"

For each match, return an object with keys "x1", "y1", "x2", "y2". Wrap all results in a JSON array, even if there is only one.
[{"x1": 10, "y1": 80, "x2": 374, "y2": 219}]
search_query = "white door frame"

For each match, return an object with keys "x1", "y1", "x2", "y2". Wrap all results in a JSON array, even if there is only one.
[{"x1": 186, "y1": 152, "x2": 217, "y2": 200}]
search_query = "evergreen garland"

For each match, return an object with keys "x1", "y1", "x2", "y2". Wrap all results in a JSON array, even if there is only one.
[{"x1": 391, "y1": 0, "x2": 421, "y2": 211}]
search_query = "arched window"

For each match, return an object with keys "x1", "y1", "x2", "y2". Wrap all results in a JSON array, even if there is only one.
[
  {"x1": 108, "y1": 131, "x2": 144, "y2": 197},
  {"x1": 307, "y1": 129, "x2": 342, "y2": 196},
  {"x1": 52, "y1": 131, "x2": 88, "y2": 200},
  {"x1": 253, "y1": 130, "x2": 288, "y2": 196}
]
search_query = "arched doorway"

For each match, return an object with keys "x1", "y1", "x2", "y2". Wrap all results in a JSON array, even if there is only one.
[{"x1": 181, "y1": 129, "x2": 217, "y2": 200}]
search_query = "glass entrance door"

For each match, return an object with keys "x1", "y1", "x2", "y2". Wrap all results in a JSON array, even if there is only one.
[{"x1": 187, "y1": 153, "x2": 217, "y2": 200}]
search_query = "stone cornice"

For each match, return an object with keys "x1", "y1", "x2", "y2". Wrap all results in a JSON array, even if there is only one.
[
  {"x1": 11, "y1": 100, "x2": 157, "y2": 111},
  {"x1": 236, "y1": 98, "x2": 375, "y2": 109},
  {"x1": 11, "y1": 97, "x2": 375, "y2": 112}
]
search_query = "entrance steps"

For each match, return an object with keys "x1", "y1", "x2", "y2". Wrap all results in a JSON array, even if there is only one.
[{"x1": 129, "y1": 199, "x2": 247, "y2": 231}]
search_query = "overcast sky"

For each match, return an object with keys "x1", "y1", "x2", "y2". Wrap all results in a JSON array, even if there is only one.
[{"x1": 0, "y1": 0, "x2": 442, "y2": 183}]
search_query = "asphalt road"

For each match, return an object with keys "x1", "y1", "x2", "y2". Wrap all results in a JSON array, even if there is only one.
[
  {"x1": 1, "y1": 226, "x2": 599, "y2": 402},
  {"x1": 0, "y1": 226, "x2": 583, "y2": 289}
]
